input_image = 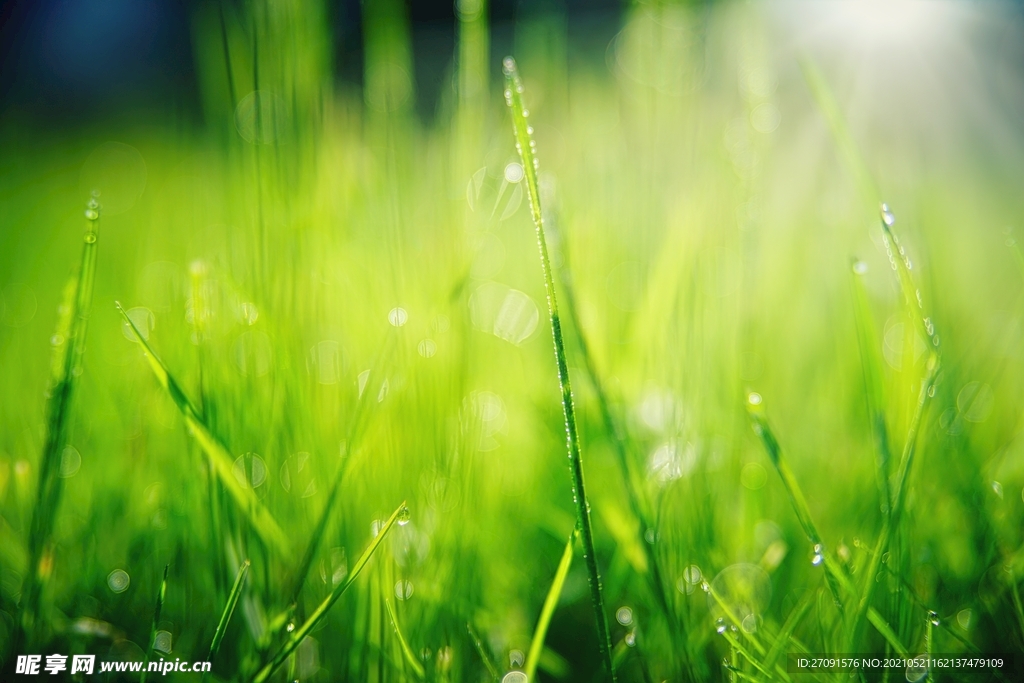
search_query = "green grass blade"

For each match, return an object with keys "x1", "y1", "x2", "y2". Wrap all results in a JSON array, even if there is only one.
[
  {"x1": 250, "y1": 501, "x2": 407, "y2": 683},
  {"x1": 747, "y1": 400, "x2": 844, "y2": 612},
  {"x1": 503, "y1": 55, "x2": 616, "y2": 682},
  {"x1": 116, "y1": 301, "x2": 290, "y2": 557},
  {"x1": 140, "y1": 564, "x2": 169, "y2": 683},
  {"x1": 467, "y1": 622, "x2": 500, "y2": 682},
  {"x1": 385, "y1": 599, "x2": 426, "y2": 680},
  {"x1": 208, "y1": 559, "x2": 251, "y2": 663},
  {"x1": 525, "y1": 527, "x2": 578, "y2": 683},
  {"x1": 762, "y1": 593, "x2": 813, "y2": 672},
  {"x1": 21, "y1": 204, "x2": 101, "y2": 645}
]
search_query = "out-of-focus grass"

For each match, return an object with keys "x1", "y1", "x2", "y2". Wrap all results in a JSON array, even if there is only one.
[{"x1": 2, "y1": 1, "x2": 1024, "y2": 681}]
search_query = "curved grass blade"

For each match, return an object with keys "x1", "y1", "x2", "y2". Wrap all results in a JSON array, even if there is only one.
[
  {"x1": 140, "y1": 564, "x2": 169, "y2": 683},
  {"x1": 746, "y1": 399, "x2": 844, "y2": 613},
  {"x1": 747, "y1": 396, "x2": 910, "y2": 657},
  {"x1": 250, "y1": 501, "x2": 407, "y2": 683},
  {"x1": 525, "y1": 527, "x2": 578, "y2": 683},
  {"x1": 502, "y1": 55, "x2": 615, "y2": 682},
  {"x1": 21, "y1": 203, "x2": 100, "y2": 646},
  {"x1": 385, "y1": 599, "x2": 426, "y2": 680},
  {"x1": 116, "y1": 302, "x2": 290, "y2": 557},
  {"x1": 208, "y1": 559, "x2": 251, "y2": 664}
]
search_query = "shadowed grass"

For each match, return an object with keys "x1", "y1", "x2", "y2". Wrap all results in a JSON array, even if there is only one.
[
  {"x1": 140, "y1": 564, "x2": 169, "y2": 683},
  {"x1": 19, "y1": 202, "x2": 100, "y2": 649},
  {"x1": 502, "y1": 54, "x2": 616, "y2": 682}
]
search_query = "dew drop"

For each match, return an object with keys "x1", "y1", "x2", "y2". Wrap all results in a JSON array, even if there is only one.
[
  {"x1": 615, "y1": 606, "x2": 634, "y2": 626},
  {"x1": 852, "y1": 260, "x2": 868, "y2": 275},
  {"x1": 715, "y1": 618, "x2": 727, "y2": 634},
  {"x1": 286, "y1": 622, "x2": 296, "y2": 633},
  {"x1": 747, "y1": 392, "x2": 762, "y2": 406},
  {"x1": 501, "y1": 672, "x2": 527, "y2": 683},
  {"x1": 624, "y1": 630, "x2": 636, "y2": 647},
  {"x1": 928, "y1": 610, "x2": 940, "y2": 626},
  {"x1": 84, "y1": 209, "x2": 99, "y2": 221},
  {"x1": 397, "y1": 506, "x2": 411, "y2": 526},
  {"x1": 880, "y1": 203, "x2": 895, "y2": 226}
]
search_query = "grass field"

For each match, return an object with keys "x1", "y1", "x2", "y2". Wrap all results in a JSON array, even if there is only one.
[{"x1": 2, "y1": 1, "x2": 1024, "y2": 681}]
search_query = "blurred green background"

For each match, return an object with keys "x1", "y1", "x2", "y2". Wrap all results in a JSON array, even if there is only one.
[{"x1": 2, "y1": 0, "x2": 1024, "y2": 680}]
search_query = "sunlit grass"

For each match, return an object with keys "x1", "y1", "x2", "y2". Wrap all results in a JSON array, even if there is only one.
[{"x1": 1, "y1": 1, "x2": 1024, "y2": 682}]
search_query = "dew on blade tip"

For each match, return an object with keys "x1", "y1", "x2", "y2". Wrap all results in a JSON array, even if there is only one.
[
  {"x1": 928, "y1": 610, "x2": 940, "y2": 626},
  {"x1": 880, "y1": 203, "x2": 895, "y2": 226},
  {"x1": 397, "y1": 506, "x2": 411, "y2": 526}
]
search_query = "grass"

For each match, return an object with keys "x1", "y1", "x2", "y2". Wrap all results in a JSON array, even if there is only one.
[
  {"x1": 1, "y1": 1, "x2": 1024, "y2": 682},
  {"x1": 503, "y1": 56, "x2": 615, "y2": 681}
]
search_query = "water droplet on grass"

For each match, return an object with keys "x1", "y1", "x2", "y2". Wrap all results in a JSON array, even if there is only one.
[
  {"x1": 811, "y1": 544, "x2": 824, "y2": 566},
  {"x1": 624, "y1": 630, "x2": 636, "y2": 646},
  {"x1": 615, "y1": 606, "x2": 633, "y2": 626},
  {"x1": 508, "y1": 650, "x2": 524, "y2": 668},
  {"x1": 747, "y1": 392, "x2": 762, "y2": 406},
  {"x1": 715, "y1": 618, "x2": 727, "y2": 634},
  {"x1": 397, "y1": 506, "x2": 411, "y2": 526},
  {"x1": 880, "y1": 203, "x2": 896, "y2": 226},
  {"x1": 853, "y1": 260, "x2": 868, "y2": 275},
  {"x1": 502, "y1": 672, "x2": 527, "y2": 683}
]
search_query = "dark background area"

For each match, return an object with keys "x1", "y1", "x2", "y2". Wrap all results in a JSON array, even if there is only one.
[{"x1": 0, "y1": 0, "x2": 622, "y2": 126}]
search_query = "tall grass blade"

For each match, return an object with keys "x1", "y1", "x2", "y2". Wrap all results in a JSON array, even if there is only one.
[
  {"x1": 20, "y1": 203, "x2": 100, "y2": 646},
  {"x1": 116, "y1": 302, "x2": 290, "y2": 557},
  {"x1": 384, "y1": 599, "x2": 426, "y2": 680},
  {"x1": 208, "y1": 559, "x2": 251, "y2": 663},
  {"x1": 525, "y1": 527, "x2": 578, "y2": 683},
  {"x1": 140, "y1": 564, "x2": 169, "y2": 683},
  {"x1": 250, "y1": 501, "x2": 407, "y2": 683},
  {"x1": 502, "y1": 55, "x2": 616, "y2": 682}
]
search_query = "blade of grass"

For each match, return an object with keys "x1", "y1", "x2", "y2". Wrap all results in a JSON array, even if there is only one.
[
  {"x1": 502, "y1": 55, "x2": 615, "y2": 682},
  {"x1": 467, "y1": 622, "x2": 500, "y2": 682},
  {"x1": 20, "y1": 203, "x2": 100, "y2": 646},
  {"x1": 525, "y1": 527, "x2": 578, "y2": 683},
  {"x1": 116, "y1": 301, "x2": 290, "y2": 557},
  {"x1": 208, "y1": 559, "x2": 251, "y2": 663},
  {"x1": 250, "y1": 501, "x2": 407, "y2": 683},
  {"x1": 384, "y1": 599, "x2": 425, "y2": 680},
  {"x1": 140, "y1": 564, "x2": 169, "y2": 683},
  {"x1": 746, "y1": 399, "x2": 844, "y2": 613}
]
